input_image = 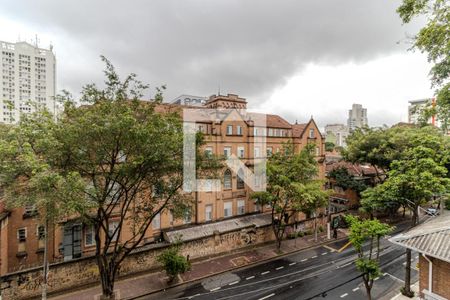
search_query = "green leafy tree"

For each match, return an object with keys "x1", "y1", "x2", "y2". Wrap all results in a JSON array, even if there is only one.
[
  {"x1": 397, "y1": 0, "x2": 449, "y2": 133},
  {"x1": 252, "y1": 142, "x2": 328, "y2": 250},
  {"x1": 346, "y1": 216, "x2": 393, "y2": 300},
  {"x1": 0, "y1": 57, "x2": 215, "y2": 299},
  {"x1": 157, "y1": 239, "x2": 190, "y2": 283},
  {"x1": 325, "y1": 141, "x2": 335, "y2": 152},
  {"x1": 0, "y1": 110, "x2": 91, "y2": 299},
  {"x1": 328, "y1": 166, "x2": 367, "y2": 194}
]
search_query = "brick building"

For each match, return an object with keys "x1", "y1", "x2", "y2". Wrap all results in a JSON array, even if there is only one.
[
  {"x1": 0, "y1": 93, "x2": 326, "y2": 275},
  {"x1": 390, "y1": 211, "x2": 450, "y2": 300}
]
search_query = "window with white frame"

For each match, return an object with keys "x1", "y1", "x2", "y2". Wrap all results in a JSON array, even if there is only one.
[
  {"x1": 237, "y1": 146, "x2": 245, "y2": 158},
  {"x1": 268, "y1": 128, "x2": 274, "y2": 136},
  {"x1": 254, "y1": 199, "x2": 261, "y2": 212},
  {"x1": 224, "y1": 202, "x2": 233, "y2": 218},
  {"x1": 253, "y1": 127, "x2": 259, "y2": 136},
  {"x1": 266, "y1": 147, "x2": 273, "y2": 156},
  {"x1": 224, "y1": 147, "x2": 231, "y2": 158},
  {"x1": 316, "y1": 146, "x2": 320, "y2": 156},
  {"x1": 108, "y1": 221, "x2": 119, "y2": 241},
  {"x1": 226, "y1": 125, "x2": 233, "y2": 135},
  {"x1": 237, "y1": 168, "x2": 245, "y2": 189},
  {"x1": 309, "y1": 128, "x2": 314, "y2": 138},
  {"x1": 205, "y1": 205, "x2": 213, "y2": 221},
  {"x1": 224, "y1": 169, "x2": 232, "y2": 189},
  {"x1": 237, "y1": 200, "x2": 245, "y2": 215},
  {"x1": 17, "y1": 228, "x2": 27, "y2": 242},
  {"x1": 254, "y1": 147, "x2": 261, "y2": 158},
  {"x1": 237, "y1": 125, "x2": 243, "y2": 135},
  {"x1": 183, "y1": 208, "x2": 192, "y2": 224},
  {"x1": 152, "y1": 213, "x2": 161, "y2": 229},
  {"x1": 204, "y1": 146, "x2": 213, "y2": 157},
  {"x1": 85, "y1": 225, "x2": 95, "y2": 246},
  {"x1": 37, "y1": 225, "x2": 45, "y2": 240}
]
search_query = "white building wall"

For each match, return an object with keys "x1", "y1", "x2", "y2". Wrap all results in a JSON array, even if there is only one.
[{"x1": 1, "y1": 41, "x2": 56, "y2": 124}]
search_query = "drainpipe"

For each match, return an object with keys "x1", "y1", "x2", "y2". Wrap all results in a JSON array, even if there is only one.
[{"x1": 422, "y1": 253, "x2": 433, "y2": 294}]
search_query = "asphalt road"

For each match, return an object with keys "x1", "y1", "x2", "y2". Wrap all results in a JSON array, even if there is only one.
[{"x1": 137, "y1": 222, "x2": 418, "y2": 300}]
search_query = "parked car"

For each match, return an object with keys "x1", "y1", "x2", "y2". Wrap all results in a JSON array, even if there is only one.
[{"x1": 425, "y1": 208, "x2": 439, "y2": 216}]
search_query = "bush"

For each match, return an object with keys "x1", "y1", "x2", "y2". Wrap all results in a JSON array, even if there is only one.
[
  {"x1": 445, "y1": 199, "x2": 450, "y2": 210},
  {"x1": 287, "y1": 232, "x2": 297, "y2": 239},
  {"x1": 157, "y1": 244, "x2": 190, "y2": 282},
  {"x1": 318, "y1": 226, "x2": 324, "y2": 233},
  {"x1": 305, "y1": 229, "x2": 313, "y2": 236},
  {"x1": 297, "y1": 231, "x2": 305, "y2": 237}
]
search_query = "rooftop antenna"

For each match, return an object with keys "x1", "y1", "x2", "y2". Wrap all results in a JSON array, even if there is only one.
[{"x1": 34, "y1": 34, "x2": 40, "y2": 47}]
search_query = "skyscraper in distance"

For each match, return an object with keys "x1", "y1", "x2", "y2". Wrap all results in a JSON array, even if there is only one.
[{"x1": 347, "y1": 103, "x2": 368, "y2": 131}]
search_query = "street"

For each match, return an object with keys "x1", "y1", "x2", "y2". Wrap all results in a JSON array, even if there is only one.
[{"x1": 136, "y1": 223, "x2": 419, "y2": 300}]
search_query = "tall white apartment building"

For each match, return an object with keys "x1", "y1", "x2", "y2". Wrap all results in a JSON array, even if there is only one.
[
  {"x1": 408, "y1": 98, "x2": 432, "y2": 124},
  {"x1": 1, "y1": 40, "x2": 56, "y2": 124},
  {"x1": 347, "y1": 104, "x2": 368, "y2": 132}
]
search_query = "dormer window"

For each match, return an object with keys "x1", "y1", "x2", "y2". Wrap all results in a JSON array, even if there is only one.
[
  {"x1": 309, "y1": 128, "x2": 315, "y2": 138},
  {"x1": 226, "y1": 125, "x2": 233, "y2": 135}
]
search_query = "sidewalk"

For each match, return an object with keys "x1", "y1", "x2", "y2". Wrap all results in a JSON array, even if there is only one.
[
  {"x1": 50, "y1": 230, "x2": 347, "y2": 300},
  {"x1": 390, "y1": 282, "x2": 420, "y2": 300}
]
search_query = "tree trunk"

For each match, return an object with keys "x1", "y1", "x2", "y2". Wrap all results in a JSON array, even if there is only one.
[
  {"x1": 314, "y1": 217, "x2": 318, "y2": 242},
  {"x1": 98, "y1": 256, "x2": 116, "y2": 299},
  {"x1": 403, "y1": 248, "x2": 413, "y2": 297},
  {"x1": 42, "y1": 220, "x2": 49, "y2": 300},
  {"x1": 363, "y1": 276, "x2": 372, "y2": 300}
]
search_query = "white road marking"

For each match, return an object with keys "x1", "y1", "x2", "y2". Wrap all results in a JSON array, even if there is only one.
[
  {"x1": 374, "y1": 277, "x2": 380, "y2": 281},
  {"x1": 352, "y1": 287, "x2": 360, "y2": 292},
  {"x1": 289, "y1": 262, "x2": 297, "y2": 266},
  {"x1": 385, "y1": 272, "x2": 405, "y2": 283},
  {"x1": 210, "y1": 287, "x2": 221, "y2": 292},
  {"x1": 301, "y1": 259, "x2": 308, "y2": 262},
  {"x1": 246, "y1": 276, "x2": 255, "y2": 280},
  {"x1": 321, "y1": 252, "x2": 328, "y2": 255},
  {"x1": 311, "y1": 255, "x2": 318, "y2": 259},
  {"x1": 188, "y1": 294, "x2": 201, "y2": 299},
  {"x1": 276, "y1": 266, "x2": 284, "y2": 270},
  {"x1": 261, "y1": 271, "x2": 270, "y2": 275},
  {"x1": 258, "y1": 293, "x2": 275, "y2": 300},
  {"x1": 339, "y1": 262, "x2": 352, "y2": 268},
  {"x1": 340, "y1": 293, "x2": 348, "y2": 298},
  {"x1": 229, "y1": 281, "x2": 239, "y2": 286},
  {"x1": 403, "y1": 262, "x2": 406, "y2": 265}
]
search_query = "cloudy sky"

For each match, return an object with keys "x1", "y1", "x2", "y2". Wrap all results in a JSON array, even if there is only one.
[{"x1": 0, "y1": 0, "x2": 433, "y2": 128}]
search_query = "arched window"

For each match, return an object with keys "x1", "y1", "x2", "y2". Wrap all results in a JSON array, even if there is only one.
[
  {"x1": 237, "y1": 168, "x2": 245, "y2": 189},
  {"x1": 224, "y1": 169, "x2": 232, "y2": 189}
]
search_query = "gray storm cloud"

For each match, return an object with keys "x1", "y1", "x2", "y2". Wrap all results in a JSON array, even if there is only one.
[{"x1": 2, "y1": 0, "x2": 424, "y2": 114}]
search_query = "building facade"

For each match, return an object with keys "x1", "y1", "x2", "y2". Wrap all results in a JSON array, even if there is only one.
[
  {"x1": 324, "y1": 124, "x2": 349, "y2": 147},
  {"x1": 347, "y1": 104, "x2": 368, "y2": 132},
  {"x1": 0, "y1": 40, "x2": 57, "y2": 124},
  {"x1": 0, "y1": 94, "x2": 326, "y2": 275}
]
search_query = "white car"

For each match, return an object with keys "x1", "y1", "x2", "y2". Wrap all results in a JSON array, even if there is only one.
[{"x1": 425, "y1": 208, "x2": 439, "y2": 216}]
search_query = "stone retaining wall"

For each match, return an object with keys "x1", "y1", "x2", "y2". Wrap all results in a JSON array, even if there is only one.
[{"x1": 0, "y1": 214, "x2": 339, "y2": 299}]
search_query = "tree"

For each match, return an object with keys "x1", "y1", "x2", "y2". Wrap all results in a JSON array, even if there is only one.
[
  {"x1": 157, "y1": 239, "x2": 190, "y2": 283},
  {"x1": 397, "y1": 0, "x2": 449, "y2": 133},
  {"x1": 328, "y1": 166, "x2": 367, "y2": 195},
  {"x1": 325, "y1": 141, "x2": 335, "y2": 152},
  {"x1": 0, "y1": 57, "x2": 212, "y2": 299},
  {"x1": 252, "y1": 142, "x2": 328, "y2": 250},
  {"x1": 347, "y1": 125, "x2": 449, "y2": 297},
  {"x1": 346, "y1": 216, "x2": 393, "y2": 300},
  {"x1": 0, "y1": 110, "x2": 91, "y2": 299}
]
